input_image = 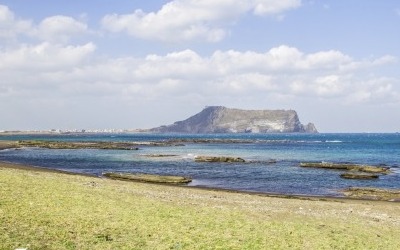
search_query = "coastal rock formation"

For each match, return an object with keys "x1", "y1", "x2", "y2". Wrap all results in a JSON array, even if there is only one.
[
  {"x1": 103, "y1": 172, "x2": 192, "y2": 184},
  {"x1": 340, "y1": 173, "x2": 379, "y2": 179},
  {"x1": 18, "y1": 140, "x2": 140, "y2": 150},
  {"x1": 0, "y1": 141, "x2": 20, "y2": 150},
  {"x1": 142, "y1": 154, "x2": 179, "y2": 158},
  {"x1": 151, "y1": 106, "x2": 318, "y2": 133},
  {"x1": 341, "y1": 187, "x2": 400, "y2": 201},
  {"x1": 300, "y1": 162, "x2": 391, "y2": 174},
  {"x1": 195, "y1": 156, "x2": 246, "y2": 163},
  {"x1": 17, "y1": 140, "x2": 185, "y2": 150}
]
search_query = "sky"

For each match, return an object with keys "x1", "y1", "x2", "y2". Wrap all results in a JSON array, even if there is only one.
[{"x1": 0, "y1": 0, "x2": 399, "y2": 132}]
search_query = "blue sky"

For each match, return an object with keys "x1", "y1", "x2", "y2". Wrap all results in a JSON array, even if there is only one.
[{"x1": 0, "y1": 0, "x2": 399, "y2": 132}]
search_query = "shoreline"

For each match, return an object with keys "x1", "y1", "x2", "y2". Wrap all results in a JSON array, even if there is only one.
[
  {"x1": 0, "y1": 160, "x2": 395, "y2": 204},
  {"x1": 1, "y1": 139, "x2": 399, "y2": 202}
]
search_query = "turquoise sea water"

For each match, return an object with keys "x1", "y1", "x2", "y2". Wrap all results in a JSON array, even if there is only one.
[{"x1": 1, "y1": 133, "x2": 399, "y2": 197}]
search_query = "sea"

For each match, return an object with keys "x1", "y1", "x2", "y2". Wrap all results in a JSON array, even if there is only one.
[{"x1": 1, "y1": 133, "x2": 399, "y2": 197}]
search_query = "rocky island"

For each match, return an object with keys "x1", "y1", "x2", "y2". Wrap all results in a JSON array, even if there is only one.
[{"x1": 151, "y1": 106, "x2": 317, "y2": 133}]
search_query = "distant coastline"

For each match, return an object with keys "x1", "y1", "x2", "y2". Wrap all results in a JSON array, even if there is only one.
[{"x1": 0, "y1": 129, "x2": 148, "y2": 136}]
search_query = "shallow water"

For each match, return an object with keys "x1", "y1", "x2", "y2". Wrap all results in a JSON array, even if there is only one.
[{"x1": 1, "y1": 133, "x2": 399, "y2": 196}]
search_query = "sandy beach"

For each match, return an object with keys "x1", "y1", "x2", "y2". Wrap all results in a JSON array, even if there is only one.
[{"x1": 1, "y1": 158, "x2": 400, "y2": 249}]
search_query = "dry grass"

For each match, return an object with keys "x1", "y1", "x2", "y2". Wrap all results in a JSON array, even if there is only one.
[{"x1": 1, "y1": 163, "x2": 400, "y2": 249}]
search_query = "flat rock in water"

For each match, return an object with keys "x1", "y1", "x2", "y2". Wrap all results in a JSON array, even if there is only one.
[
  {"x1": 340, "y1": 173, "x2": 379, "y2": 179},
  {"x1": 103, "y1": 172, "x2": 192, "y2": 184},
  {"x1": 195, "y1": 156, "x2": 245, "y2": 163},
  {"x1": 0, "y1": 141, "x2": 19, "y2": 150},
  {"x1": 18, "y1": 140, "x2": 140, "y2": 150},
  {"x1": 300, "y1": 162, "x2": 391, "y2": 174},
  {"x1": 142, "y1": 154, "x2": 178, "y2": 158}
]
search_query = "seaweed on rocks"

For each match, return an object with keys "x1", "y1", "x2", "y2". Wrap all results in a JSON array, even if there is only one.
[
  {"x1": 300, "y1": 162, "x2": 391, "y2": 174},
  {"x1": 341, "y1": 187, "x2": 400, "y2": 201},
  {"x1": 194, "y1": 156, "x2": 246, "y2": 163},
  {"x1": 103, "y1": 172, "x2": 192, "y2": 184}
]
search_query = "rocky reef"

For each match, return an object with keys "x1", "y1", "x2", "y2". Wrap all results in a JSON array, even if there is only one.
[
  {"x1": 17, "y1": 140, "x2": 184, "y2": 150},
  {"x1": 300, "y1": 162, "x2": 391, "y2": 180},
  {"x1": 340, "y1": 173, "x2": 379, "y2": 179},
  {"x1": 194, "y1": 156, "x2": 246, "y2": 163},
  {"x1": 341, "y1": 187, "x2": 400, "y2": 201},
  {"x1": 18, "y1": 140, "x2": 140, "y2": 150},
  {"x1": 0, "y1": 141, "x2": 19, "y2": 150},
  {"x1": 103, "y1": 172, "x2": 192, "y2": 184},
  {"x1": 150, "y1": 106, "x2": 317, "y2": 133},
  {"x1": 300, "y1": 162, "x2": 391, "y2": 174}
]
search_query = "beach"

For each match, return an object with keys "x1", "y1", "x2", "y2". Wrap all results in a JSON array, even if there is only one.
[{"x1": 1, "y1": 160, "x2": 400, "y2": 249}]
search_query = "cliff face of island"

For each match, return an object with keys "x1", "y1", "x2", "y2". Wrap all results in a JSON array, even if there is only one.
[{"x1": 151, "y1": 106, "x2": 318, "y2": 133}]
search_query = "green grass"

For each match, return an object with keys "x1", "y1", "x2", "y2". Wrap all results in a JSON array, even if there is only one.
[{"x1": 1, "y1": 167, "x2": 400, "y2": 249}]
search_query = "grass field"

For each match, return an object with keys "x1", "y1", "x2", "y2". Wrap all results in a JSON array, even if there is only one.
[{"x1": 1, "y1": 162, "x2": 400, "y2": 249}]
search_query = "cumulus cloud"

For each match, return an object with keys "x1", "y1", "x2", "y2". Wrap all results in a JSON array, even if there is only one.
[
  {"x1": 290, "y1": 75, "x2": 349, "y2": 98},
  {"x1": 0, "y1": 5, "x2": 32, "y2": 39},
  {"x1": 32, "y1": 15, "x2": 88, "y2": 43},
  {"x1": 1, "y1": 5, "x2": 89, "y2": 44},
  {"x1": 1, "y1": 44, "x2": 398, "y2": 107},
  {"x1": 0, "y1": 42, "x2": 96, "y2": 99},
  {"x1": 253, "y1": 0, "x2": 302, "y2": 15},
  {"x1": 0, "y1": 42, "x2": 96, "y2": 71},
  {"x1": 101, "y1": 0, "x2": 301, "y2": 42}
]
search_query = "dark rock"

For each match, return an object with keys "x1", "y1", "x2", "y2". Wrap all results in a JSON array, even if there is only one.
[
  {"x1": 142, "y1": 154, "x2": 178, "y2": 157},
  {"x1": 340, "y1": 173, "x2": 379, "y2": 179},
  {"x1": 18, "y1": 140, "x2": 185, "y2": 150},
  {"x1": 18, "y1": 140, "x2": 140, "y2": 150},
  {"x1": 194, "y1": 156, "x2": 246, "y2": 163},
  {"x1": 341, "y1": 187, "x2": 400, "y2": 201},
  {"x1": 300, "y1": 162, "x2": 391, "y2": 174},
  {"x1": 248, "y1": 159, "x2": 278, "y2": 164},
  {"x1": 103, "y1": 172, "x2": 192, "y2": 184},
  {"x1": 303, "y1": 123, "x2": 318, "y2": 133},
  {"x1": 0, "y1": 141, "x2": 19, "y2": 150}
]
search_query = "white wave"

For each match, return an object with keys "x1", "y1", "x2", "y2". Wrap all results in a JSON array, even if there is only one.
[
  {"x1": 183, "y1": 153, "x2": 197, "y2": 159},
  {"x1": 391, "y1": 168, "x2": 400, "y2": 174}
]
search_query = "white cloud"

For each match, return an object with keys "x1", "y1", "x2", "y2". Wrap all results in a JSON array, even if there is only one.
[
  {"x1": 253, "y1": 0, "x2": 301, "y2": 15},
  {"x1": 1, "y1": 5, "x2": 89, "y2": 44},
  {"x1": 0, "y1": 42, "x2": 96, "y2": 71},
  {"x1": 0, "y1": 5, "x2": 32, "y2": 39},
  {"x1": 32, "y1": 15, "x2": 88, "y2": 43},
  {"x1": 372, "y1": 55, "x2": 397, "y2": 65},
  {"x1": 304, "y1": 50, "x2": 352, "y2": 70},
  {"x1": 290, "y1": 75, "x2": 348, "y2": 97},
  {"x1": 347, "y1": 78, "x2": 400, "y2": 104},
  {"x1": 2, "y1": 44, "x2": 397, "y2": 107},
  {"x1": 101, "y1": 0, "x2": 301, "y2": 42}
]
